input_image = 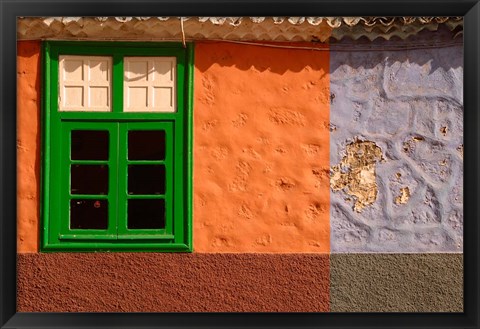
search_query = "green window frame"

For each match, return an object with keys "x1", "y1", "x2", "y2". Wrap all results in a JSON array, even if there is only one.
[{"x1": 41, "y1": 41, "x2": 193, "y2": 252}]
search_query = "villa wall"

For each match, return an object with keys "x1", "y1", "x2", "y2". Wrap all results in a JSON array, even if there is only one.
[{"x1": 16, "y1": 29, "x2": 463, "y2": 312}]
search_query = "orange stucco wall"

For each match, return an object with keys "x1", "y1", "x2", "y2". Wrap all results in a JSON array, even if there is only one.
[
  {"x1": 193, "y1": 42, "x2": 330, "y2": 252},
  {"x1": 17, "y1": 41, "x2": 42, "y2": 253},
  {"x1": 16, "y1": 41, "x2": 330, "y2": 253}
]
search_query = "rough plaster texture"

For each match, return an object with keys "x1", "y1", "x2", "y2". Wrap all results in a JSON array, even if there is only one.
[
  {"x1": 330, "y1": 253, "x2": 463, "y2": 312},
  {"x1": 193, "y1": 42, "x2": 331, "y2": 252},
  {"x1": 17, "y1": 41, "x2": 41, "y2": 253},
  {"x1": 329, "y1": 31, "x2": 463, "y2": 252},
  {"x1": 17, "y1": 253, "x2": 330, "y2": 312}
]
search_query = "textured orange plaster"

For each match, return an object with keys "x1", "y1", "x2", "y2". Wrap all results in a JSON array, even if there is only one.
[
  {"x1": 17, "y1": 41, "x2": 41, "y2": 253},
  {"x1": 193, "y1": 42, "x2": 330, "y2": 253}
]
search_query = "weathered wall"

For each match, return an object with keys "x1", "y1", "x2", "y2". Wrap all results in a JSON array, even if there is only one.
[
  {"x1": 16, "y1": 35, "x2": 463, "y2": 313},
  {"x1": 329, "y1": 31, "x2": 463, "y2": 253},
  {"x1": 193, "y1": 42, "x2": 331, "y2": 252},
  {"x1": 17, "y1": 36, "x2": 464, "y2": 255},
  {"x1": 17, "y1": 40, "x2": 42, "y2": 253}
]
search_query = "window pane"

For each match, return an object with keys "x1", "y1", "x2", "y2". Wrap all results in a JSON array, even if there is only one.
[
  {"x1": 70, "y1": 199, "x2": 108, "y2": 229},
  {"x1": 71, "y1": 130, "x2": 109, "y2": 160},
  {"x1": 128, "y1": 165, "x2": 165, "y2": 195},
  {"x1": 123, "y1": 57, "x2": 176, "y2": 112},
  {"x1": 128, "y1": 199, "x2": 165, "y2": 229},
  {"x1": 59, "y1": 55, "x2": 112, "y2": 112},
  {"x1": 71, "y1": 165, "x2": 109, "y2": 195},
  {"x1": 128, "y1": 130, "x2": 166, "y2": 160}
]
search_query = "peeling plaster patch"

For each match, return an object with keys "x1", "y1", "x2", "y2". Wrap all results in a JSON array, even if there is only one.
[
  {"x1": 440, "y1": 126, "x2": 448, "y2": 136},
  {"x1": 457, "y1": 144, "x2": 463, "y2": 158},
  {"x1": 402, "y1": 135, "x2": 424, "y2": 153},
  {"x1": 389, "y1": 165, "x2": 418, "y2": 213},
  {"x1": 395, "y1": 187, "x2": 410, "y2": 204},
  {"x1": 330, "y1": 139, "x2": 384, "y2": 212}
]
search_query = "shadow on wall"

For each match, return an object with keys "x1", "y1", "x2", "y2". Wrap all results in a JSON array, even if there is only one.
[
  {"x1": 194, "y1": 41, "x2": 329, "y2": 76},
  {"x1": 329, "y1": 25, "x2": 463, "y2": 74}
]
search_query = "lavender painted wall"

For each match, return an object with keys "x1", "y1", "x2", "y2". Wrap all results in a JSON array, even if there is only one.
[{"x1": 329, "y1": 29, "x2": 463, "y2": 252}]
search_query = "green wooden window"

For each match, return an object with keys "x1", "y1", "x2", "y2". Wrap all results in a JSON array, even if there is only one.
[{"x1": 42, "y1": 42, "x2": 193, "y2": 252}]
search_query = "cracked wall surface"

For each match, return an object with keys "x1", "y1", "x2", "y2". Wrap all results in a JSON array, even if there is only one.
[{"x1": 329, "y1": 29, "x2": 463, "y2": 252}]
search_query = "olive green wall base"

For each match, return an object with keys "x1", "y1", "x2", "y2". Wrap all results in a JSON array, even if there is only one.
[{"x1": 330, "y1": 253, "x2": 463, "y2": 312}]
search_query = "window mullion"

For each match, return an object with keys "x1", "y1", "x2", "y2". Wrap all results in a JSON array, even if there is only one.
[
  {"x1": 115, "y1": 123, "x2": 128, "y2": 237},
  {"x1": 112, "y1": 123, "x2": 121, "y2": 239},
  {"x1": 112, "y1": 54, "x2": 124, "y2": 113},
  {"x1": 83, "y1": 61, "x2": 88, "y2": 108}
]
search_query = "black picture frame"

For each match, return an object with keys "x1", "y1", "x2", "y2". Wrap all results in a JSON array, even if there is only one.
[{"x1": 1, "y1": 1, "x2": 479, "y2": 328}]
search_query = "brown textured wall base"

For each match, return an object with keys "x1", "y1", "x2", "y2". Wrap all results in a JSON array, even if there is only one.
[
  {"x1": 330, "y1": 253, "x2": 463, "y2": 312},
  {"x1": 17, "y1": 253, "x2": 329, "y2": 312}
]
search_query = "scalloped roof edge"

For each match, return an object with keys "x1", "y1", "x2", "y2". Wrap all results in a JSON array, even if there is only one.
[{"x1": 17, "y1": 17, "x2": 463, "y2": 42}]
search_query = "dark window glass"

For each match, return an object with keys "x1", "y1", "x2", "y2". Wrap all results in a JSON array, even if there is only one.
[
  {"x1": 71, "y1": 165, "x2": 109, "y2": 195},
  {"x1": 71, "y1": 130, "x2": 109, "y2": 160},
  {"x1": 128, "y1": 199, "x2": 165, "y2": 229},
  {"x1": 128, "y1": 165, "x2": 165, "y2": 195},
  {"x1": 70, "y1": 199, "x2": 108, "y2": 229},
  {"x1": 128, "y1": 130, "x2": 166, "y2": 160}
]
